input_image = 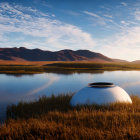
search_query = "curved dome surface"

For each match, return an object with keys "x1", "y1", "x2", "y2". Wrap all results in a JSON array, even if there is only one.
[{"x1": 70, "y1": 82, "x2": 132, "y2": 106}]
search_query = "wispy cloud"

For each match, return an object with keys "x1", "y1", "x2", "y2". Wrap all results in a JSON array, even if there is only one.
[
  {"x1": 120, "y1": 2, "x2": 128, "y2": 7},
  {"x1": 0, "y1": 2, "x2": 96, "y2": 50},
  {"x1": 103, "y1": 14, "x2": 113, "y2": 18},
  {"x1": 134, "y1": 10, "x2": 140, "y2": 21},
  {"x1": 96, "y1": 26, "x2": 140, "y2": 61},
  {"x1": 82, "y1": 2, "x2": 140, "y2": 61},
  {"x1": 83, "y1": 10, "x2": 107, "y2": 26},
  {"x1": 83, "y1": 11, "x2": 100, "y2": 18},
  {"x1": 83, "y1": 10, "x2": 114, "y2": 26},
  {"x1": 1, "y1": 1, "x2": 140, "y2": 61},
  {"x1": 100, "y1": 6, "x2": 111, "y2": 11}
]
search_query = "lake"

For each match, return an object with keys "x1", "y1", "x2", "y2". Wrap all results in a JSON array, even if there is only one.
[{"x1": 1, "y1": 70, "x2": 140, "y2": 122}]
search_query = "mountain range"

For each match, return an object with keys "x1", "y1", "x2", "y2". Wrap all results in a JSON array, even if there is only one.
[{"x1": 0, "y1": 47, "x2": 127, "y2": 62}]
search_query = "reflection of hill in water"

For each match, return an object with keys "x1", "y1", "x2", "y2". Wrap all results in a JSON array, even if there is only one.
[
  {"x1": 4, "y1": 70, "x2": 104, "y2": 77},
  {"x1": 45, "y1": 70, "x2": 105, "y2": 75},
  {"x1": 5, "y1": 73, "x2": 35, "y2": 77}
]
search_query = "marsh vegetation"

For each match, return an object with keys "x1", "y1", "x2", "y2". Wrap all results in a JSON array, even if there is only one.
[
  {"x1": 0, "y1": 94, "x2": 140, "y2": 139},
  {"x1": 0, "y1": 62, "x2": 140, "y2": 74}
]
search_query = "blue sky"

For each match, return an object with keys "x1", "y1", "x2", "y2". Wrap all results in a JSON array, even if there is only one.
[{"x1": 0, "y1": 0, "x2": 140, "y2": 61}]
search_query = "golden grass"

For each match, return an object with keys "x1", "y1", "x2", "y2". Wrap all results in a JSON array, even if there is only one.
[
  {"x1": 1, "y1": 94, "x2": 140, "y2": 139},
  {"x1": 0, "y1": 60, "x2": 118, "y2": 66},
  {"x1": 0, "y1": 60, "x2": 59, "y2": 66}
]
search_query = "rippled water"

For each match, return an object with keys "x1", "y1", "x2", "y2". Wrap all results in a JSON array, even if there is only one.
[{"x1": 1, "y1": 71, "x2": 140, "y2": 122}]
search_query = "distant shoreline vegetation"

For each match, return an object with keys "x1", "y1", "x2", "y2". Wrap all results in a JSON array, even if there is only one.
[
  {"x1": 0, "y1": 62, "x2": 140, "y2": 74},
  {"x1": 1, "y1": 94, "x2": 140, "y2": 139}
]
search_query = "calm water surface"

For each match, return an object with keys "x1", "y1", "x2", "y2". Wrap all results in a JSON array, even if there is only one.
[{"x1": 1, "y1": 71, "x2": 140, "y2": 122}]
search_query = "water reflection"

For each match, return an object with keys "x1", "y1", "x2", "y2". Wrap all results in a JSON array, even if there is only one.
[
  {"x1": 5, "y1": 73, "x2": 35, "y2": 77},
  {"x1": 121, "y1": 81, "x2": 140, "y2": 88},
  {"x1": 0, "y1": 70, "x2": 140, "y2": 122},
  {"x1": 26, "y1": 75, "x2": 60, "y2": 96}
]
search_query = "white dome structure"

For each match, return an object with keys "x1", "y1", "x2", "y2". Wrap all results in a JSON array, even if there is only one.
[{"x1": 70, "y1": 82, "x2": 132, "y2": 106}]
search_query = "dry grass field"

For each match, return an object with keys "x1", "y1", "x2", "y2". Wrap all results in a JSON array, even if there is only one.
[
  {"x1": 0, "y1": 60, "x2": 60, "y2": 66},
  {"x1": 0, "y1": 94, "x2": 140, "y2": 140}
]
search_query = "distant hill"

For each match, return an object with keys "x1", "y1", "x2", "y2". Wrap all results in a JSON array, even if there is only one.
[
  {"x1": 0, "y1": 47, "x2": 119, "y2": 62},
  {"x1": 112, "y1": 59, "x2": 128, "y2": 63},
  {"x1": 132, "y1": 60, "x2": 140, "y2": 64}
]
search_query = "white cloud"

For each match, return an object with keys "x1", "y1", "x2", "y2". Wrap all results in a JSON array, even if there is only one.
[
  {"x1": 83, "y1": 10, "x2": 107, "y2": 26},
  {"x1": 83, "y1": 11, "x2": 100, "y2": 18},
  {"x1": 103, "y1": 14, "x2": 113, "y2": 18},
  {"x1": 97, "y1": 26, "x2": 140, "y2": 61},
  {"x1": 134, "y1": 10, "x2": 140, "y2": 21},
  {"x1": 112, "y1": 27, "x2": 140, "y2": 48},
  {"x1": 1, "y1": 2, "x2": 140, "y2": 61},
  {"x1": 83, "y1": 10, "x2": 115, "y2": 26},
  {"x1": 120, "y1": 20, "x2": 130, "y2": 26},
  {"x1": 51, "y1": 14, "x2": 55, "y2": 17},
  {"x1": 0, "y1": 2, "x2": 96, "y2": 50},
  {"x1": 121, "y1": 2, "x2": 128, "y2": 7},
  {"x1": 100, "y1": 6, "x2": 111, "y2": 11},
  {"x1": 82, "y1": 4, "x2": 140, "y2": 61}
]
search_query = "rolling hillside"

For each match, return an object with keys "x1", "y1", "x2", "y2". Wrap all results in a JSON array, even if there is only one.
[{"x1": 0, "y1": 47, "x2": 114, "y2": 62}]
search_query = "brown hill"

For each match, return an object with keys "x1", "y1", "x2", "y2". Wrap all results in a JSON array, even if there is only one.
[
  {"x1": 132, "y1": 60, "x2": 140, "y2": 64},
  {"x1": 0, "y1": 47, "x2": 113, "y2": 62}
]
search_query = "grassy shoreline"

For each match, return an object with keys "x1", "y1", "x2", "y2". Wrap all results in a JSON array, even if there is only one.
[
  {"x1": 1, "y1": 94, "x2": 140, "y2": 139},
  {"x1": 0, "y1": 62, "x2": 140, "y2": 74}
]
